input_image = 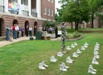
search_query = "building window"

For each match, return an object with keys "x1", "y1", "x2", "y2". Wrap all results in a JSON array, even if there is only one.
[
  {"x1": 21, "y1": 0, "x2": 28, "y2": 5},
  {"x1": 9, "y1": 0, "x2": 17, "y2": 3},
  {"x1": 44, "y1": 7, "x2": 47, "y2": 15},
  {"x1": 0, "y1": 0, "x2": 3, "y2": 5},
  {"x1": 51, "y1": 0, "x2": 53, "y2": 3},
  {"x1": 21, "y1": 10, "x2": 29, "y2": 16},
  {"x1": 48, "y1": 8, "x2": 50, "y2": 16},
  {"x1": 0, "y1": 0, "x2": 5, "y2": 12},
  {"x1": 51, "y1": 10, "x2": 53, "y2": 16},
  {"x1": 48, "y1": 0, "x2": 50, "y2": 2},
  {"x1": 8, "y1": 0, "x2": 19, "y2": 14}
]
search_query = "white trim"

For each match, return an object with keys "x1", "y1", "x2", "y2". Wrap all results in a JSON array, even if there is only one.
[
  {"x1": 0, "y1": 0, "x2": 4, "y2": 6},
  {"x1": 48, "y1": 0, "x2": 50, "y2": 2},
  {"x1": 4, "y1": 0, "x2": 9, "y2": 13},
  {"x1": 36, "y1": 0, "x2": 41, "y2": 18},
  {"x1": 0, "y1": 12, "x2": 54, "y2": 21},
  {"x1": 18, "y1": 0, "x2": 21, "y2": 15},
  {"x1": 28, "y1": 0, "x2": 31, "y2": 16},
  {"x1": 51, "y1": 0, "x2": 53, "y2": 3}
]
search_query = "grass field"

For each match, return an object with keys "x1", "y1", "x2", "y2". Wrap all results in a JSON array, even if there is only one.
[
  {"x1": 0, "y1": 33, "x2": 103, "y2": 75},
  {"x1": 66, "y1": 28, "x2": 103, "y2": 33},
  {"x1": 79, "y1": 28, "x2": 103, "y2": 31}
]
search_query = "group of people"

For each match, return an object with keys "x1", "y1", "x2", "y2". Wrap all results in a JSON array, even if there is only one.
[
  {"x1": 5, "y1": 24, "x2": 24, "y2": 41},
  {"x1": 5, "y1": 24, "x2": 59, "y2": 41},
  {"x1": 42, "y1": 26, "x2": 58, "y2": 38},
  {"x1": 25, "y1": 25, "x2": 33, "y2": 37}
]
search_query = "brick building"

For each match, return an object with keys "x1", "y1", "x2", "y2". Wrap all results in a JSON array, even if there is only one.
[{"x1": 0, "y1": 0, "x2": 55, "y2": 36}]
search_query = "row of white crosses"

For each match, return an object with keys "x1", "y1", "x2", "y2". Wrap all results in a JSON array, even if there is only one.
[{"x1": 88, "y1": 42, "x2": 100, "y2": 74}]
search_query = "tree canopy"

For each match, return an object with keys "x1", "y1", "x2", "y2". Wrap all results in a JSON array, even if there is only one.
[
  {"x1": 56, "y1": 0, "x2": 103, "y2": 30},
  {"x1": 61, "y1": 0, "x2": 90, "y2": 30},
  {"x1": 87, "y1": 0, "x2": 103, "y2": 28}
]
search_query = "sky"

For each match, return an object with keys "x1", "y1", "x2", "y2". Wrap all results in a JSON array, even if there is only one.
[{"x1": 55, "y1": 0, "x2": 61, "y2": 14}]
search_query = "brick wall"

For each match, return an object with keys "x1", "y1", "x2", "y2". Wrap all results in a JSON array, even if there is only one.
[
  {"x1": 41, "y1": 0, "x2": 55, "y2": 20},
  {"x1": 1, "y1": 15, "x2": 46, "y2": 36}
]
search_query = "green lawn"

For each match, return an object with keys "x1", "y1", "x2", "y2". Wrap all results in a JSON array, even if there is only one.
[
  {"x1": 66, "y1": 28, "x2": 103, "y2": 33},
  {"x1": 79, "y1": 28, "x2": 103, "y2": 31},
  {"x1": 0, "y1": 33, "x2": 103, "y2": 75},
  {"x1": 79, "y1": 28, "x2": 103, "y2": 33}
]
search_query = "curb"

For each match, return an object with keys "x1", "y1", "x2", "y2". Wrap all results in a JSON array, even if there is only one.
[{"x1": 66, "y1": 34, "x2": 86, "y2": 41}]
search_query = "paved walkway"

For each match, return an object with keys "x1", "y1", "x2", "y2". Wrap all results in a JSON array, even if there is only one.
[
  {"x1": 0, "y1": 36, "x2": 61, "y2": 48},
  {"x1": 0, "y1": 37, "x2": 32, "y2": 47}
]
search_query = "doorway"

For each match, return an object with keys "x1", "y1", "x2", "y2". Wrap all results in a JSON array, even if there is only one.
[
  {"x1": 25, "y1": 21, "x2": 29, "y2": 36},
  {"x1": 0, "y1": 18, "x2": 4, "y2": 36}
]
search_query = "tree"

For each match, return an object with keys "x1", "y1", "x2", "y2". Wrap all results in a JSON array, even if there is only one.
[
  {"x1": 43, "y1": 20, "x2": 56, "y2": 27},
  {"x1": 62, "y1": 0, "x2": 90, "y2": 31},
  {"x1": 87, "y1": 0, "x2": 103, "y2": 28},
  {"x1": 55, "y1": 9, "x2": 63, "y2": 22},
  {"x1": 55, "y1": 0, "x2": 68, "y2": 22},
  {"x1": 57, "y1": 0, "x2": 103, "y2": 29}
]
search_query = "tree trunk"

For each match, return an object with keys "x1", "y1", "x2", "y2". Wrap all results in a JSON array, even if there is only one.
[
  {"x1": 75, "y1": 22, "x2": 78, "y2": 31},
  {"x1": 91, "y1": 14, "x2": 94, "y2": 28},
  {"x1": 71, "y1": 22, "x2": 73, "y2": 29},
  {"x1": 98, "y1": 16, "x2": 102, "y2": 28}
]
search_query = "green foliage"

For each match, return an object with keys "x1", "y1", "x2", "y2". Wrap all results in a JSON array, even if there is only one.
[
  {"x1": 73, "y1": 31, "x2": 82, "y2": 38},
  {"x1": 55, "y1": 14, "x2": 62, "y2": 22},
  {"x1": 68, "y1": 31, "x2": 82, "y2": 39},
  {"x1": 66, "y1": 28, "x2": 75, "y2": 33},
  {"x1": 43, "y1": 20, "x2": 56, "y2": 27},
  {"x1": 57, "y1": 0, "x2": 103, "y2": 29},
  {"x1": 87, "y1": 0, "x2": 103, "y2": 28},
  {"x1": 62, "y1": 0, "x2": 90, "y2": 23},
  {"x1": 87, "y1": 0, "x2": 102, "y2": 13},
  {"x1": 57, "y1": 0, "x2": 90, "y2": 31},
  {"x1": 79, "y1": 28, "x2": 103, "y2": 32}
]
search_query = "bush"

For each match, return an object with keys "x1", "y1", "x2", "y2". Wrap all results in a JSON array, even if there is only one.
[
  {"x1": 68, "y1": 31, "x2": 82, "y2": 39},
  {"x1": 73, "y1": 31, "x2": 81, "y2": 38},
  {"x1": 43, "y1": 20, "x2": 57, "y2": 27}
]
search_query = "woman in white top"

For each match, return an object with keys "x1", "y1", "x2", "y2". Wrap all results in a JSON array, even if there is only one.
[{"x1": 29, "y1": 26, "x2": 32, "y2": 36}]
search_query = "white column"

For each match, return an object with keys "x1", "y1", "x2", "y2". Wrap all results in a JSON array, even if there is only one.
[
  {"x1": 4, "y1": 0, "x2": 9, "y2": 13},
  {"x1": 18, "y1": 0, "x2": 21, "y2": 15},
  {"x1": 1, "y1": 0, "x2": 3, "y2": 6},
  {"x1": 36, "y1": 0, "x2": 41, "y2": 18},
  {"x1": 28, "y1": 0, "x2": 31, "y2": 16}
]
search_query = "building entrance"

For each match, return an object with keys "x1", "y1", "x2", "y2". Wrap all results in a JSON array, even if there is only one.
[
  {"x1": 25, "y1": 21, "x2": 29, "y2": 36},
  {"x1": 13, "y1": 19, "x2": 18, "y2": 25},
  {"x1": 0, "y1": 18, "x2": 4, "y2": 36},
  {"x1": 34, "y1": 22, "x2": 38, "y2": 36}
]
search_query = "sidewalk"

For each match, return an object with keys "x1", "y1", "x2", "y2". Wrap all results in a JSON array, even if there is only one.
[
  {"x1": 0, "y1": 37, "x2": 32, "y2": 47},
  {"x1": 0, "y1": 36, "x2": 61, "y2": 48}
]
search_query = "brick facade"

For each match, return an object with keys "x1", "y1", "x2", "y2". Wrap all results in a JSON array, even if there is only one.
[
  {"x1": 0, "y1": 14, "x2": 45, "y2": 36},
  {"x1": 0, "y1": 0, "x2": 55, "y2": 36},
  {"x1": 41, "y1": 0, "x2": 55, "y2": 20}
]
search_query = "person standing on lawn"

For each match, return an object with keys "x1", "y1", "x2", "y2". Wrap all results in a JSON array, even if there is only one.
[{"x1": 55, "y1": 26, "x2": 58, "y2": 38}]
